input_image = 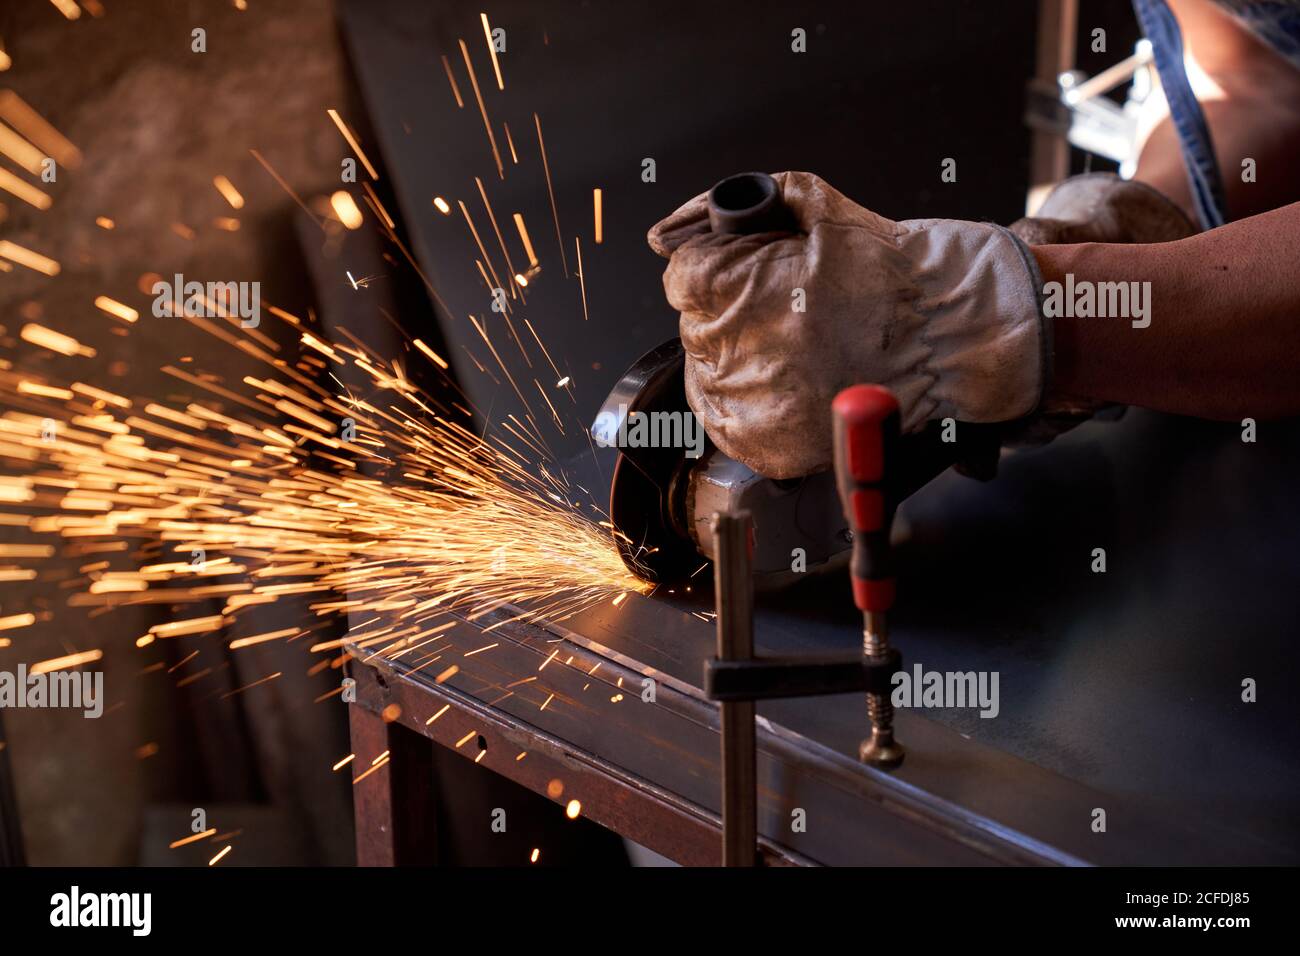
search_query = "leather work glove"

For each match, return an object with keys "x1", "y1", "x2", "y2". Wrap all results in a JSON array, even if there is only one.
[
  {"x1": 1002, "y1": 172, "x2": 1196, "y2": 446},
  {"x1": 647, "y1": 171, "x2": 1048, "y2": 479},
  {"x1": 1011, "y1": 171, "x2": 1196, "y2": 246}
]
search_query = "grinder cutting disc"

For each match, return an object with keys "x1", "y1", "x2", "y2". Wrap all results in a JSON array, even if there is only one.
[
  {"x1": 595, "y1": 172, "x2": 795, "y2": 584},
  {"x1": 592, "y1": 339, "x2": 705, "y2": 584}
]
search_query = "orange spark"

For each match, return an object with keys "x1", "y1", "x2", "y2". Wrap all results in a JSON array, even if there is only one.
[
  {"x1": 21, "y1": 323, "x2": 95, "y2": 357},
  {"x1": 533, "y1": 113, "x2": 568, "y2": 275},
  {"x1": 326, "y1": 109, "x2": 379, "y2": 180},
  {"x1": 48, "y1": 0, "x2": 81, "y2": 21},
  {"x1": 575, "y1": 236, "x2": 590, "y2": 321},
  {"x1": 208, "y1": 845, "x2": 233, "y2": 866},
  {"x1": 0, "y1": 168, "x2": 51, "y2": 209},
  {"x1": 228, "y1": 627, "x2": 299, "y2": 650},
  {"x1": 513, "y1": 213, "x2": 539, "y2": 267},
  {"x1": 169, "y1": 829, "x2": 217, "y2": 849},
  {"x1": 29, "y1": 649, "x2": 103, "y2": 674},
  {"x1": 213, "y1": 175, "x2": 245, "y2": 210},
  {"x1": 481, "y1": 14, "x2": 505, "y2": 89},
  {"x1": 440, "y1": 54, "x2": 465, "y2": 108},
  {"x1": 0, "y1": 90, "x2": 82, "y2": 169},
  {"x1": 413, "y1": 339, "x2": 449, "y2": 369},
  {"x1": 0, "y1": 240, "x2": 60, "y2": 275},
  {"x1": 94, "y1": 296, "x2": 139, "y2": 323}
]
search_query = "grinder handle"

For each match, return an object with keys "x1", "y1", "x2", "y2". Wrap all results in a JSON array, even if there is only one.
[
  {"x1": 707, "y1": 172, "x2": 799, "y2": 235},
  {"x1": 832, "y1": 385, "x2": 899, "y2": 614}
]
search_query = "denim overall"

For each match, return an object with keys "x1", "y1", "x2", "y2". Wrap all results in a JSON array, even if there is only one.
[{"x1": 1132, "y1": 0, "x2": 1300, "y2": 228}]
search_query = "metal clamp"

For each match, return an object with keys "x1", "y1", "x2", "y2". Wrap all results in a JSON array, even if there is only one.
[{"x1": 706, "y1": 509, "x2": 904, "y2": 866}]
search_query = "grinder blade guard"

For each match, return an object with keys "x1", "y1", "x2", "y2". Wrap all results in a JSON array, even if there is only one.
[
  {"x1": 592, "y1": 171, "x2": 836, "y2": 586},
  {"x1": 591, "y1": 339, "x2": 703, "y2": 584},
  {"x1": 592, "y1": 339, "x2": 855, "y2": 586}
]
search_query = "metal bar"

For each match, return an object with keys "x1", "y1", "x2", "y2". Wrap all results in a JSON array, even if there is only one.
[
  {"x1": 706, "y1": 656, "x2": 869, "y2": 700},
  {"x1": 348, "y1": 701, "x2": 438, "y2": 866},
  {"x1": 346, "y1": 652, "x2": 812, "y2": 866},
  {"x1": 1062, "y1": 45, "x2": 1152, "y2": 105},
  {"x1": 713, "y1": 511, "x2": 757, "y2": 867},
  {"x1": 1027, "y1": 0, "x2": 1079, "y2": 213}
]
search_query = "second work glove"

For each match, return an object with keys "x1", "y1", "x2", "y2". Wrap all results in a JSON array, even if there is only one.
[
  {"x1": 1001, "y1": 172, "x2": 1196, "y2": 445},
  {"x1": 647, "y1": 171, "x2": 1048, "y2": 479}
]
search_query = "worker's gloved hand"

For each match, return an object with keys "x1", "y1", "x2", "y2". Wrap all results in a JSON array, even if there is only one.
[
  {"x1": 647, "y1": 171, "x2": 1048, "y2": 479},
  {"x1": 1001, "y1": 173, "x2": 1196, "y2": 446}
]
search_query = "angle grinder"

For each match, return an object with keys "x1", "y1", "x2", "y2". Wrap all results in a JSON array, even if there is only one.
[{"x1": 593, "y1": 172, "x2": 1003, "y2": 586}]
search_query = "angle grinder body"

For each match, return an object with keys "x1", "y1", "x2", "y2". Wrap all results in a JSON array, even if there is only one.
[
  {"x1": 593, "y1": 337, "x2": 858, "y2": 585},
  {"x1": 594, "y1": 173, "x2": 1005, "y2": 586}
]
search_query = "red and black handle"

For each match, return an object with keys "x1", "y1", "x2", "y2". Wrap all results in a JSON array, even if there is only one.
[{"x1": 831, "y1": 385, "x2": 900, "y2": 616}]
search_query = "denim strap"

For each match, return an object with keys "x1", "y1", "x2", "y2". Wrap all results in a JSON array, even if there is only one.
[{"x1": 1131, "y1": 0, "x2": 1229, "y2": 228}]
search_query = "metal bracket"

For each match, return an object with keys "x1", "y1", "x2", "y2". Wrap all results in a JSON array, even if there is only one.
[
  {"x1": 705, "y1": 649, "x2": 901, "y2": 702},
  {"x1": 1024, "y1": 39, "x2": 1155, "y2": 178}
]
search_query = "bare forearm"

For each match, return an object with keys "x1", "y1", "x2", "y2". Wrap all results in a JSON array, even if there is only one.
[{"x1": 1033, "y1": 202, "x2": 1300, "y2": 419}]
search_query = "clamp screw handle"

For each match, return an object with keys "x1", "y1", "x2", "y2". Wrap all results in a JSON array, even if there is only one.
[
  {"x1": 832, "y1": 385, "x2": 905, "y2": 769},
  {"x1": 832, "y1": 384, "x2": 899, "y2": 616}
]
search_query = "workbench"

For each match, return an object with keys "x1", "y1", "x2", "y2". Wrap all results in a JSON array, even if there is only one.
[
  {"x1": 334, "y1": 0, "x2": 1300, "y2": 865},
  {"x1": 344, "y1": 404, "x2": 1300, "y2": 866}
]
